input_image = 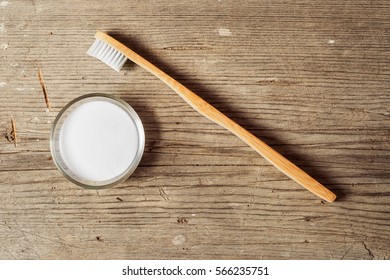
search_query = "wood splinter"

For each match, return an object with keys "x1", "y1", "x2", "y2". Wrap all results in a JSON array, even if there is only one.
[
  {"x1": 11, "y1": 118, "x2": 17, "y2": 147},
  {"x1": 38, "y1": 67, "x2": 51, "y2": 111}
]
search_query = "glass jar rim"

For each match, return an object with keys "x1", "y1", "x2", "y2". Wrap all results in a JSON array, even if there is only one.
[{"x1": 50, "y1": 93, "x2": 145, "y2": 189}]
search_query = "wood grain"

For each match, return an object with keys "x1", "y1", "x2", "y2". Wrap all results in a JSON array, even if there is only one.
[{"x1": 0, "y1": 0, "x2": 389, "y2": 259}]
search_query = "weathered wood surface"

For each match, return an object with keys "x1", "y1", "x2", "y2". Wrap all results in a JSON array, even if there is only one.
[{"x1": 0, "y1": 0, "x2": 389, "y2": 259}]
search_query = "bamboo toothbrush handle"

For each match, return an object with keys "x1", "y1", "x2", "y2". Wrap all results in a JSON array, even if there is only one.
[{"x1": 95, "y1": 31, "x2": 336, "y2": 202}]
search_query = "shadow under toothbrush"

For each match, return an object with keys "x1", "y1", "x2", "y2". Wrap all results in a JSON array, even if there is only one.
[{"x1": 107, "y1": 31, "x2": 345, "y2": 202}]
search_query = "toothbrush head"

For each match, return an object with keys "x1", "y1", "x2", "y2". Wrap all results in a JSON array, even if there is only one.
[{"x1": 87, "y1": 33, "x2": 128, "y2": 72}]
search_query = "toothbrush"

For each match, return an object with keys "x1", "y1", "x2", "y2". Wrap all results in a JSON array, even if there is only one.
[{"x1": 87, "y1": 31, "x2": 337, "y2": 203}]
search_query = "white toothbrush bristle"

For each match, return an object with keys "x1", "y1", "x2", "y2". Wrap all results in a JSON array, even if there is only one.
[{"x1": 87, "y1": 39, "x2": 127, "y2": 72}]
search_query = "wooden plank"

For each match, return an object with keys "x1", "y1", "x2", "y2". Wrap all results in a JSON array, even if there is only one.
[{"x1": 0, "y1": 0, "x2": 389, "y2": 259}]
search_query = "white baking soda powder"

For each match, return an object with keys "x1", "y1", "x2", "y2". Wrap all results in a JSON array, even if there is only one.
[{"x1": 59, "y1": 100, "x2": 139, "y2": 182}]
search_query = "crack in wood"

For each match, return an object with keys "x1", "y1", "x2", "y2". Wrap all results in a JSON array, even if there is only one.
[
  {"x1": 362, "y1": 242, "x2": 375, "y2": 260},
  {"x1": 38, "y1": 67, "x2": 51, "y2": 111},
  {"x1": 162, "y1": 45, "x2": 212, "y2": 51},
  {"x1": 159, "y1": 188, "x2": 170, "y2": 201}
]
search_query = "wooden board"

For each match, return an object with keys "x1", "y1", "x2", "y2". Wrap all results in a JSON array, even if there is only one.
[{"x1": 0, "y1": 0, "x2": 389, "y2": 259}]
